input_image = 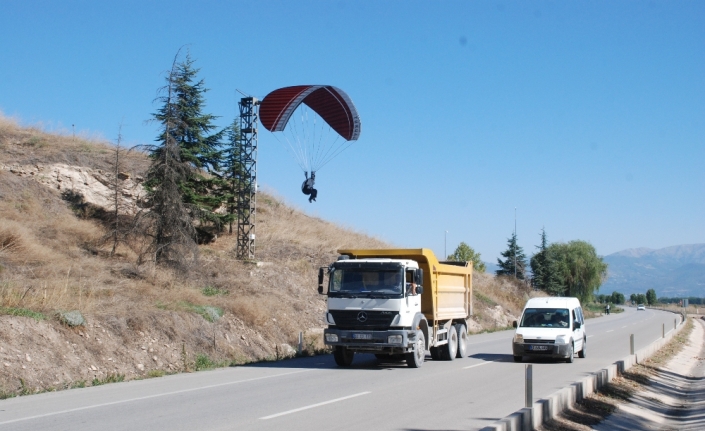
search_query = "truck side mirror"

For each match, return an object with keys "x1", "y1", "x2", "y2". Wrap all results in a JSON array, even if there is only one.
[
  {"x1": 414, "y1": 268, "x2": 423, "y2": 285},
  {"x1": 318, "y1": 267, "x2": 327, "y2": 294}
]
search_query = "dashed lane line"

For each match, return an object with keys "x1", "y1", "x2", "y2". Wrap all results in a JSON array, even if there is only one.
[{"x1": 260, "y1": 392, "x2": 371, "y2": 419}]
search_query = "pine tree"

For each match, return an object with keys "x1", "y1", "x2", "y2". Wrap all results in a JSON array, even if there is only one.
[
  {"x1": 141, "y1": 51, "x2": 199, "y2": 265},
  {"x1": 496, "y1": 232, "x2": 527, "y2": 280},
  {"x1": 218, "y1": 119, "x2": 243, "y2": 234},
  {"x1": 152, "y1": 51, "x2": 225, "y2": 229}
]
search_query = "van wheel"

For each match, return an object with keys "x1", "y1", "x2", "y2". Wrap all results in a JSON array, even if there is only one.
[
  {"x1": 406, "y1": 330, "x2": 425, "y2": 368},
  {"x1": 578, "y1": 338, "x2": 586, "y2": 358},
  {"x1": 565, "y1": 343, "x2": 574, "y2": 363},
  {"x1": 513, "y1": 355, "x2": 523, "y2": 362},
  {"x1": 333, "y1": 346, "x2": 354, "y2": 367},
  {"x1": 455, "y1": 324, "x2": 468, "y2": 358},
  {"x1": 442, "y1": 328, "x2": 458, "y2": 360}
]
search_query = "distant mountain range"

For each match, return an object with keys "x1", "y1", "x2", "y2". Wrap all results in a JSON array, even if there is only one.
[{"x1": 600, "y1": 244, "x2": 705, "y2": 298}]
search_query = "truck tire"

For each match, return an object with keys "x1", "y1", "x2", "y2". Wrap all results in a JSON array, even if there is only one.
[
  {"x1": 333, "y1": 346, "x2": 354, "y2": 367},
  {"x1": 578, "y1": 338, "x2": 586, "y2": 358},
  {"x1": 513, "y1": 355, "x2": 523, "y2": 362},
  {"x1": 430, "y1": 347, "x2": 442, "y2": 361},
  {"x1": 455, "y1": 324, "x2": 468, "y2": 358},
  {"x1": 441, "y1": 328, "x2": 458, "y2": 360},
  {"x1": 406, "y1": 330, "x2": 425, "y2": 368},
  {"x1": 565, "y1": 343, "x2": 574, "y2": 363}
]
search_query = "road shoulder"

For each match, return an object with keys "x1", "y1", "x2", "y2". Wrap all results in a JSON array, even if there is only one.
[{"x1": 591, "y1": 317, "x2": 705, "y2": 430}]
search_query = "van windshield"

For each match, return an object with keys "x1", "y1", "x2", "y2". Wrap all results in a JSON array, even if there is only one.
[{"x1": 520, "y1": 308, "x2": 570, "y2": 328}]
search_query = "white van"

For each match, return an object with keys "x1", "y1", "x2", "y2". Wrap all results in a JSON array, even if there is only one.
[{"x1": 511, "y1": 297, "x2": 586, "y2": 363}]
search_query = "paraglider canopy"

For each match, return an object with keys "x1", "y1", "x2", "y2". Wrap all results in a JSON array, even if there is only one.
[
  {"x1": 260, "y1": 85, "x2": 361, "y2": 141},
  {"x1": 260, "y1": 85, "x2": 361, "y2": 203}
]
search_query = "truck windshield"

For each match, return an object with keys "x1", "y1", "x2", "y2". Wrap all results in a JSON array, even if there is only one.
[
  {"x1": 329, "y1": 268, "x2": 404, "y2": 297},
  {"x1": 520, "y1": 308, "x2": 570, "y2": 328}
]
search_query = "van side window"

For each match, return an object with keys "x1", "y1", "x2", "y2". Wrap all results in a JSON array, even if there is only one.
[
  {"x1": 577, "y1": 307, "x2": 584, "y2": 323},
  {"x1": 572, "y1": 309, "x2": 577, "y2": 323}
]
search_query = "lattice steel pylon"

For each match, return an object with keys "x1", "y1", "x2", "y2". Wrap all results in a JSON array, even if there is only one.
[{"x1": 236, "y1": 97, "x2": 259, "y2": 260}]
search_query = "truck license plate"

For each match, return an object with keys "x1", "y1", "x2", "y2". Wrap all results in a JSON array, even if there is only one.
[
  {"x1": 529, "y1": 345, "x2": 548, "y2": 351},
  {"x1": 352, "y1": 333, "x2": 372, "y2": 340}
]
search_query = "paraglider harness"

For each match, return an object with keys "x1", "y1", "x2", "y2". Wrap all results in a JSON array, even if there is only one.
[{"x1": 301, "y1": 172, "x2": 318, "y2": 203}]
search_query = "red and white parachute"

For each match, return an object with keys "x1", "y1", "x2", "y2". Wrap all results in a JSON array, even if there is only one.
[{"x1": 260, "y1": 85, "x2": 361, "y2": 174}]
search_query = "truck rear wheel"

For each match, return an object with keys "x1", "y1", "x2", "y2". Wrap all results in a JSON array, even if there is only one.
[
  {"x1": 442, "y1": 328, "x2": 458, "y2": 360},
  {"x1": 430, "y1": 347, "x2": 442, "y2": 361},
  {"x1": 333, "y1": 346, "x2": 354, "y2": 367},
  {"x1": 455, "y1": 324, "x2": 468, "y2": 358},
  {"x1": 406, "y1": 330, "x2": 425, "y2": 368}
]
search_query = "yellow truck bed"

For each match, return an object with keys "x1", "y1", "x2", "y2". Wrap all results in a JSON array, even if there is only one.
[{"x1": 337, "y1": 248, "x2": 472, "y2": 322}]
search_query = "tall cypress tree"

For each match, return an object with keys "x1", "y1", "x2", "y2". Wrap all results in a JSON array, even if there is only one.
[
  {"x1": 496, "y1": 232, "x2": 527, "y2": 280},
  {"x1": 530, "y1": 228, "x2": 564, "y2": 295}
]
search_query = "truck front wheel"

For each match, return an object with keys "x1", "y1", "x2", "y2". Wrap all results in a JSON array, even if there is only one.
[
  {"x1": 406, "y1": 330, "x2": 425, "y2": 368},
  {"x1": 333, "y1": 346, "x2": 354, "y2": 367}
]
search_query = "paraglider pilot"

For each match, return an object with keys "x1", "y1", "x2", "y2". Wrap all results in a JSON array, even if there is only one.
[{"x1": 302, "y1": 172, "x2": 318, "y2": 203}]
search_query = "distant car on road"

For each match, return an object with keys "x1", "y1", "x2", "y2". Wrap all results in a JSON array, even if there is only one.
[{"x1": 637, "y1": 304, "x2": 646, "y2": 310}]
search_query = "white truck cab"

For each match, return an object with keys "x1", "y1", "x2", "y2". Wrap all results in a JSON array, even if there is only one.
[{"x1": 512, "y1": 297, "x2": 586, "y2": 363}]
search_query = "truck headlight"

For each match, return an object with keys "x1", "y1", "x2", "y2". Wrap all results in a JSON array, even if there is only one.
[
  {"x1": 555, "y1": 335, "x2": 568, "y2": 345},
  {"x1": 387, "y1": 335, "x2": 403, "y2": 344},
  {"x1": 513, "y1": 334, "x2": 524, "y2": 344},
  {"x1": 325, "y1": 333, "x2": 339, "y2": 343}
]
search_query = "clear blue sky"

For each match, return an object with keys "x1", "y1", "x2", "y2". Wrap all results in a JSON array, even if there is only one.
[{"x1": 2, "y1": 1, "x2": 703, "y2": 264}]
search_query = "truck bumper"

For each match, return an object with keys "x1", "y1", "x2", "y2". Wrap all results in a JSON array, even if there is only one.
[
  {"x1": 512, "y1": 342, "x2": 572, "y2": 359},
  {"x1": 324, "y1": 328, "x2": 413, "y2": 352}
]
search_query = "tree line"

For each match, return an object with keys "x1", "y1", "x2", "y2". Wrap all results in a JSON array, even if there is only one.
[{"x1": 446, "y1": 228, "x2": 609, "y2": 304}]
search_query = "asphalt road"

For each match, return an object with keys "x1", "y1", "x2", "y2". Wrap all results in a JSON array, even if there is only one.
[{"x1": 0, "y1": 307, "x2": 681, "y2": 431}]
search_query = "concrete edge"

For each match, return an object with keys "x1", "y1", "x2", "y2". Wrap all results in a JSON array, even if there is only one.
[{"x1": 479, "y1": 313, "x2": 686, "y2": 431}]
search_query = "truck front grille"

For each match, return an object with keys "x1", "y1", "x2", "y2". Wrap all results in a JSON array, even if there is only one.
[{"x1": 329, "y1": 310, "x2": 398, "y2": 329}]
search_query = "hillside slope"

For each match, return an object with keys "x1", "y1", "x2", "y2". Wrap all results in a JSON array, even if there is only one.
[{"x1": 0, "y1": 115, "x2": 530, "y2": 396}]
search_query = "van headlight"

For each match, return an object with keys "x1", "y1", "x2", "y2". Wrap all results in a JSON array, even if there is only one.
[
  {"x1": 555, "y1": 335, "x2": 568, "y2": 345},
  {"x1": 388, "y1": 335, "x2": 403, "y2": 344},
  {"x1": 325, "y1": 333, "x2": 339, "y2": 343},
  {"x1": 513, "y1": 334, "x2": 523, "y2": 344}
]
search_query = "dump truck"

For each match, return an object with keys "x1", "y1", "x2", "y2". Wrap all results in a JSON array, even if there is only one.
[{"x1": 318, "y1": 248, "x2": 472, "y2": 368}]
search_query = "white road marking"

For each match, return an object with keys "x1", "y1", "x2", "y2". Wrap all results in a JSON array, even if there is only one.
[
  {"x1": 587, "y1": 335, "x2": 595, "y2": 338},
  {"x1": 606, "y1": 330, "x2": 614, "y2": 333},
  {"x1": 260, "y1": 392, "x2": 371, "y2": 419},
  {"x1": 621, "y1": 326, "x2": 627, "y2": 329},
  {"x1": 0, "y1": 369, "x2": 314, "y2": 426},
  {"x1": 463, "y1": 361, "x2": 495, "y2": 369}
]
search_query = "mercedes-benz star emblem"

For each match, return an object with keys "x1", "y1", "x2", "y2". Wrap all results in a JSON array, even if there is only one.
[{"x1": 357, "y1": 311, "x2": 368, "y2": 323}]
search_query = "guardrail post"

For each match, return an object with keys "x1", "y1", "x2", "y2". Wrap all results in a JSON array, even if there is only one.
[
  {"x1": 525, "y1": 364, "x2": 533, "y2": 408},
  {"x1": 674, "y1": 318, "x2": 677, "y2": 329},
  {"x1": 298, "y1": 331, "x2": 303, "y2": 354},
  {"x1": 662, "y1": 323, "x2": 665, "y2": 338},
  {"x1": 630, "y1": 334, "x2": 634, "y2": 355}
]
